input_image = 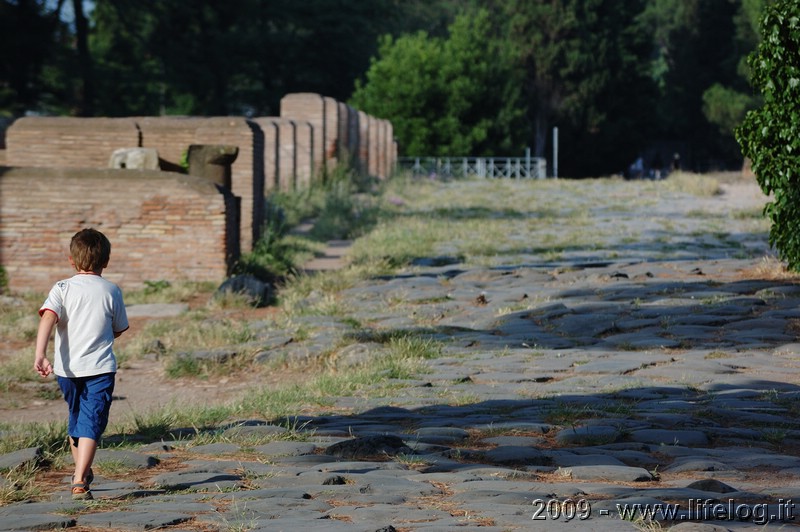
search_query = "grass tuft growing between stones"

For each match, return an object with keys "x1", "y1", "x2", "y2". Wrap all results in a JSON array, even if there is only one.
[{"x1": 0, "y1": 461, "x2": 42, "y2": 504}]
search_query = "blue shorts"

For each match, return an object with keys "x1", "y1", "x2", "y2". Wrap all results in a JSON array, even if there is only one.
[{"x1": 57, "y1": 373, "x2": 115, "y2": 442}]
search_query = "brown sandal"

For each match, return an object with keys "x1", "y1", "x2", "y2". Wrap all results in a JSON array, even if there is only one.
[{"x1": 71, "y1": 482, "x2": 93, "y2": 500}]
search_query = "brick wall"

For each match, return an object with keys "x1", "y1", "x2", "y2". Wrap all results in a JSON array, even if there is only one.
[
  {"x1": 294, "y1": 121, "x2": 313, "y2": 189},
  {"x1": 137, "y1": 116, "x2": 203, "y2": 170},
  {"x1": 6, "y1": 117, "x2": 141, "y2": 169},
  {"x1": 386, "y1": 121, "x2": 396, "y2": 177},
  {"x1": 368, "y1": 115, "x2": 379, "y2": 178},
  {"x1": 252, "y1": 118, "x2": 279, "y2": 192},
  {"x1": 1, "y1": 94, "x2": 396, "y2": 292},
  {"x1": 358, "y1": 110, "x2": 369, "y2": 177},
  {"x1": 195, "y1": 118, "x2": 263, "y2": 251},
  {"x1": 138, "y1": 116, "x2": 263, "y2": 251},
  {"x1": 280, "y1": 93, "x2": 325, "y2": 176},
  {"x1": 323, "y1": 96, "x2": 339, "y2": 171},
  {"x1": 272, "y1": 118, "x2": 296, "y2": 191},
  {"x1": 0, "y1": 167, "x2": 234, "y2": 293}
]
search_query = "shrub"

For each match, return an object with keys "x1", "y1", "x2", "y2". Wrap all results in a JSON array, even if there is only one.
[{"x1": 736, "y1": 0, "x2": 800, "y2": 269}]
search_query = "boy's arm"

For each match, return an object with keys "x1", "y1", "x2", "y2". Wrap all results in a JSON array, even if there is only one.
[{"x1": 34, "y1": 310, "x2": 57, "y2": 377}]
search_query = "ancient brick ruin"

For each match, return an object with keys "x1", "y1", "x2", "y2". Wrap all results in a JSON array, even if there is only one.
[{"x1": 0, "y1": 93, "x2": 396, "y2": 293}]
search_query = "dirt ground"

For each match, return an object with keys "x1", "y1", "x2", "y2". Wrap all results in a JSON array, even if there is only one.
[{"x1": 0, "y1": 297, "x2": 295, "y2": 427}]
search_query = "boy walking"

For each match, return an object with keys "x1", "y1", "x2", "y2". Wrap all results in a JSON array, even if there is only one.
[{"x1": 34, "y1": 228, "x2": 129, "y2": 500}]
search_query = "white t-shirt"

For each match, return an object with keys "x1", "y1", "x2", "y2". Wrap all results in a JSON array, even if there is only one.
[{"x1": 39, "y1": 273, "x2": 129, "y2": 378}]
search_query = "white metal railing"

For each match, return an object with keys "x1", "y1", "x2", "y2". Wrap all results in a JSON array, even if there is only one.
[{"x1": 398, "y1": 156, "x2": 548, "y2": 179}]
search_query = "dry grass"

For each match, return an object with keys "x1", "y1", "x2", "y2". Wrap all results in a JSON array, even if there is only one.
[{"x1": 741, "y1": 255, "x2": 800, "y2": 280}]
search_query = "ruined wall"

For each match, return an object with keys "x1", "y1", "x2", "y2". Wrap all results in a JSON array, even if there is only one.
[
  {"x1": 294, "y1": 121, "x2": 313, "y2": 189},
  {"x1": 386, "y1": 121, "x2": 396, "y2": 177},
  {"x1": 137, "y1": 116, "x2": 263, "y2": 251},
  {"x1": 358, "y1": 110, "x2": 369, "y2": 177},
  {"x1": 338, "y1": 102, "x2": 350, "y2": 165},
  {"x1": 345, "y1": 106, "x2": 359, "y2": 165},
  {"x1": 6, "y1": 117, "x2": 141, "y2": 169},
  {"x1": 0, "y1": 93, "x2": 397, "y2": 293},
  {"x1": 253, "y1": 116, "x2": 313, "y2": 193},
  {"x1": 280, "y1": 93, "x2": 325, "y2": 177},
  {"x1": 278, "y1": 93, "x2": 395, "y2": 179},
  {"x1": 136, "y1": 116, "x2": 202, "y2": 171},
  {"x1": 368, "y1": 115, "x2": 379, "y2": 178},
  {"x1": 251, "y1": 118, "x2": 279, "y2": 192},
  {"x1": 273, "y1": 118, "x2": 296, "y2": 192},
  {"x1": 323, "y1": 96, "x2": 339, "y2": 170},
  {"x1": 0, "y1": 167, "x2": 235, "y2": 293},
  {"x1": 195, "y1": 118, "x2": 263, "y2": 251}
]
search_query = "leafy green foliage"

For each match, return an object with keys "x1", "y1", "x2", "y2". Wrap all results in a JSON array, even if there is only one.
[
  {"x1": 233, "y1": 165, "x2": 380, "y2": 283},
  {"x1": 0, "y1": 0, "x2": 773, "y2": 175},
  {"x1": 736, "y1": 0, "x2": 800, "y2": 269},
  {"x1": 643, "y1": 0, "x2": 765, "y2": 167},
  {"x1": 87, "y1": 0, "x2": 466, "y2": 116},
  {"x1": 503, "y1": 0, "x2": 655, "y2": 175},
  {"x1": 351, "y1": 9, "x2": 526, "y2": 156},
  {"x1": 703, "y1": 83, "x2": 755, "y2": 134},
  {"x1": 233, "y1": 201, "x2": 297, "y2": 283},
  {"x1": 0, "y1": 1, "x2": 75, "y2": 116},
  {"x1": 309, "y1": 168, "x2": 381, "y2": 241}
]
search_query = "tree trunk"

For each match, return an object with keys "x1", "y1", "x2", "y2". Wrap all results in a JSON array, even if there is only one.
[{"x1": 72, "y1": 0, "x2": 93, "y2": 116}]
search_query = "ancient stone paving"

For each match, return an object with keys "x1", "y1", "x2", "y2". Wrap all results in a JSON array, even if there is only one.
[{"x1": 3, "y1": 179, "x2": 800, "y2": 531}]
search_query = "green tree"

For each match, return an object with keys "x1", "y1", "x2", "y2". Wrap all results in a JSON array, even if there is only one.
[
  {"x1": 351, "y1": 9, "x2": 525, "y2": 156},
  {"x1": 736, "y1": 0, "x2": 800, "y2": 269},
  {"x1": 641, "y1": 0, "x2": 761, "y2": 169},
  {"x1": 71, "y1": 0, "x2": 93, "y2": 116},
  {"x1": 700, "y1": 0, "x2": 771, "y2": 163},
  {"x1": 504, "y1": 0, "x2": 654, "y2": 176},
  {"x1": 89, "y1": 0, "x2": 464, "y2": 117},
  {"x1": 90, "y1": 0, "x2": 165, "y2": 115},
  {"x1": 92, "y1": 0, "x2": 257, "y2": 116},
  {"x1": 351, "y1": 31, "x2": 447, "y2": 155},
  {"x1": 0, "y1": 0, "x2": 75, "y2": 116}
]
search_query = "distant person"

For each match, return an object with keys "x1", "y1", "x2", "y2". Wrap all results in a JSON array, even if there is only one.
[
  {"x1": 652, "y1": 153, "x2": 664, "y2": 180},
  {"x1": 672, "y1": 152, "x2": 681, "y2": 172},
  {"x1": 629, "y1": 156, "x2": 644, "y2": 179},
  {"x1": 34, "y1": 228, "x2": 129, "y2": 500}
]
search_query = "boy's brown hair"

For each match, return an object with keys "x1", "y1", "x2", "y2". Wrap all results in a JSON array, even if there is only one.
[{"x1": 70, "y1": 229, "x2": 111, "y2": 272}]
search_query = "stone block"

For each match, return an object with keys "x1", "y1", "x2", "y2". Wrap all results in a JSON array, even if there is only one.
[{"x1": 109, "y1": 147, "x2": 160, "y2": 170}]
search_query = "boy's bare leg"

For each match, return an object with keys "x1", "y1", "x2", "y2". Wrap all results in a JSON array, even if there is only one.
[{"x1": 71, "y1": 438, "x2": 97, "y2": 485}]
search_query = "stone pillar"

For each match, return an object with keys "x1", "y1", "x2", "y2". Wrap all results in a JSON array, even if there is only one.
[
  {"x1": 323, "y1": 96, "x2": 339, "y2": 172},
  {"x1": 193, "y1": 117, "x2": 264, "y2": 251},
  {"x1": 368, "y1": 115, "x2": 379, "y2": 178},
  {"x1": 358, "y1": 110, "x2": 369, "y2": 177},
  {"x1": 378, "y1": 120, "x2": 388, "y2": 179},
  {"x1": 346, "y1": 105, "x2": 360, "y2": 170},
  {"x1": 281, "y1": 93, "x2": 325, "y2": 176},
  {"x1": 337, "y1": 102, "x2": 350, "y2": 164},
  {"x1": 187, "y1": 144, "x2": 239, "y2": 189},
  {"x1": 386, "y1": 120, "x2": 397, "y2": 177},
  {"x1": 393, "y1": 140, "x2": 399, "y2": 176},
  {"x1": 295, "y1": 121, "x2": 313, "y2": 190},
  {"x1": 273, "y1": 119, "x2": 297, "y2": 191},
  {"x1": 253, "y1": 119, "x2": 279, "y2": 193}
]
